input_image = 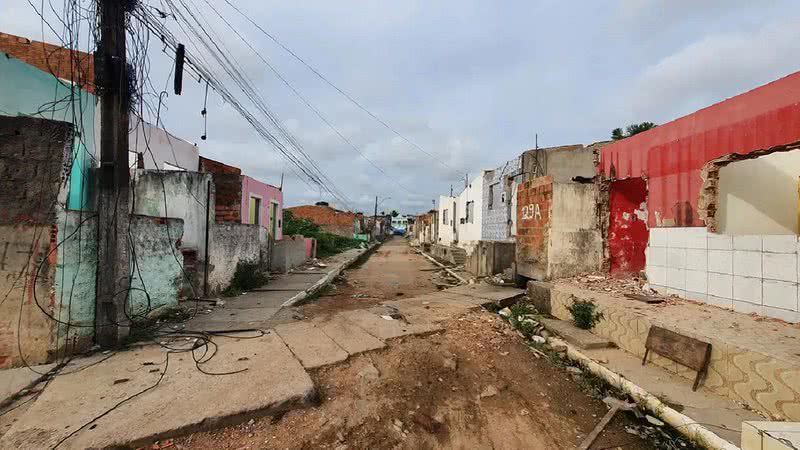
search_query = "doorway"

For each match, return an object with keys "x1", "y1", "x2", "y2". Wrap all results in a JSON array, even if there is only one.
[{"x1": 608, "y1": 178, "x2": 648, "y2": 277}]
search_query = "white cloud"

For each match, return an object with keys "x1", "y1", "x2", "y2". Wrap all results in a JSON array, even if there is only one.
[{"x1": 628, "y1": 19, "x2": 800, "y2": 121}]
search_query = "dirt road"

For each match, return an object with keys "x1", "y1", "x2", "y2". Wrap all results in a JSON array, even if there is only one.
[{"x1": 175, "y1": 239, "x2": 662, "y2": 449}]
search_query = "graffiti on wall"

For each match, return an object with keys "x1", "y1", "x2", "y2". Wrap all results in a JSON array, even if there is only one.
[{"x1": 521, "y1": 203, "x2": 543, "y2": 221}]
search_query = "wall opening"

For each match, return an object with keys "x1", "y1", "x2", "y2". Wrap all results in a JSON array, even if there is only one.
[{"x1": 608, "y1": 178, "x2": 648, "y2": 277}]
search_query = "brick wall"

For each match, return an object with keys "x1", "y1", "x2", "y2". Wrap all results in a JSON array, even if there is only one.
[
  {"x1": 209, "y1": 173, "x2": 243, "y2": 223},
  {"x1": 199, "y1": 156, "x2": 241, "y2": 175},
  {"x1": 287, "y1": 205, "x2": 357, "y2": 237},
  {"x1": 516, "y1": 176, "x2": 553, "y2": 280},
  {"x1": 0, "y1": 32, "x2": 94, "y2": 92}
]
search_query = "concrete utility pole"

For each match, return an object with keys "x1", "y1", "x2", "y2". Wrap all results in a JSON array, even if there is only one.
[
  {"x1": 373, "y1": 195, "x2": 378, "y2": 238},
  {"x1": 95, "y1": 0, "x2": 131, "y2": 347}
]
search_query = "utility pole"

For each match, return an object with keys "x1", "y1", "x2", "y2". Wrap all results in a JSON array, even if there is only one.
[{"x1": 95, "y1": 0, "x2": 131, "y2": 347}]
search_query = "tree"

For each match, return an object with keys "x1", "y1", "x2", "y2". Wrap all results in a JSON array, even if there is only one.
[
  {"x1": 611, "y1": 122, "x2": 657, "y2": 140},
  {"x1": 390, "y1": 210, "x2": 399, "y2": 217}
]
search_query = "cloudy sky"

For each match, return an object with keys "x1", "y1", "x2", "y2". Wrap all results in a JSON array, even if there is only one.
[{"x1": 3, "y1": 0, "x2": 800, "y2": 214}]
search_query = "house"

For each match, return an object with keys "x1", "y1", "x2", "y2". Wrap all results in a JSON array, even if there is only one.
[
  {"x1": 515, "y1": 142, "x2": 608, "y2": 281},
  {"x1": 0, "y1": 32, "x2": 200, "y2": 209},
  {"x1": 198, "y1": 156, "x2": 283, "y2": 240},
  {"x1": 286, "y1": 202, "x2": 363, "y2": 238},
  {"x1": 482, "y1": 156, "x2": 523, "y2": 242},
  {"x1": 600, "y1": 71, "x2": 800, "y2": 322}
]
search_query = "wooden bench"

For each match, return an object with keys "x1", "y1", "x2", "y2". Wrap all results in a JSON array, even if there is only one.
[{"x1": 642, "y1": 326, "x2": 711, "y2": 391}]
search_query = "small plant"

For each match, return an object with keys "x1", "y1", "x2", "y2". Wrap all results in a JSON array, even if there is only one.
[
  {"x1": 222, "y1": 260, "x2": 269, "y2": 297},
  {"x1": 567, "y1": 298, "x2": 603, "y2": 330},
  {"x1": 509, "y1": 303, "x2": 535, "y2": 318}
]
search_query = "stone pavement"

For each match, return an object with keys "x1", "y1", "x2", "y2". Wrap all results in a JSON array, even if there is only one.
[{"x1": 0, "y1": 283, "x2": 524, "y2": 449}]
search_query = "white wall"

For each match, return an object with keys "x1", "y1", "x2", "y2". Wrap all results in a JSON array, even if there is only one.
[
  {"x1": 437, "y1": 195, "x2": 456, "y2": 246},
  {"x1": 646, "y1": 227, "x2": 800, "y2": 323},
  {"x1": 454, "y1": 172, "x2": 486, "y2": 253},
  {"x1": 718, "y1": 150, "x2": 800, "y2": 235},
  {"x1": 129, "y1": 119, "x2": 200, "y2": 171}
]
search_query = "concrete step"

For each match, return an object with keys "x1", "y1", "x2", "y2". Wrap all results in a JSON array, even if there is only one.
[
  {"x1": 539, "y1": 317, "x2": 613, "y2": 350},
  {"x1": 318, "y1": 316, "x2": 386, "y2": 356},
  {"x1": 338, "y1": 309, "x2": 442, "y2": 341},
  {"x1": 274, "y1": 322, "x2": 349, "y2": 369}
]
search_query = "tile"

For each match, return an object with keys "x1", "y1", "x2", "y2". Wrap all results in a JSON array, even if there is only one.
[
  {"x1": 646, "y1": 247, "x2": 666, "y2": 267},
  {"x1": 707, "y1": 232, "x2": 733, "y2": 250},
  {"x1": 733, "y1": 276, "x2": 762, "y2": 303},
  {"x1": 649, "y1": 228, "x2": 667, "y2": 248},
  {"x1": 706, "y1": 295, "x2": 733, "y2": 309},
  {"x1": 646, "y1": 265, "x2": 666, "y2": 286},
  {"x1": 708, "y1": 250, "x2": 733, "y2": 275},
  {"x1": 667, "y1": 248, "x2": 687, "y2": 269},
  {"x1": 762, "y1": 279, "x2": 798, "y2": 311},
  {"x1": 733, "y1": 300, "x2": 764, "y2": 315},
  {"x1": 762, "y1": 305, "x2": 800, "y2": 323},
  {"x1": 685, "y1": 270, "x2": 708, "y2": 294},
  {"x1": 685, "y1": 249, "x2": 707, "y2": 272},
  {"x1": 666, "y1": 267, "x2": 686, "y2": 290},
  {"x1": 733, "y1": 235, "x2": 762, "y2": 251},
  {"x1": 763, "y1": 252, "x2": 797, "y2": 282},
  {"x1": 734, "y1": 251, "x2": 762, "y2": 278},
  {"x1": 708, "y1": 273, "x2": 733, "y2": 299},
  {"x1": 684, "y1": 227, "x2": 708, "y2": 249},
  {"x1": 762, "y1": 235, "x2": 798, "y2": 253},
  {"x1": 666, "y1": 227, "x2": 688, "y2": 249}
]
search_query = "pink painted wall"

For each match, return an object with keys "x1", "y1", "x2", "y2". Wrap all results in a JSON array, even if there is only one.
[
  {"x1": 241, "y1": 175, "x2": 283, "y2": 240},
  {"x1": 304, "y1": 237, "x2": 316, "y2": 259}
]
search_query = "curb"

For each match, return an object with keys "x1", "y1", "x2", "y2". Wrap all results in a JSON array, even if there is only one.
[
  {"x1": 547, "y1": 336, "x2": 740, "y2": 450},
  {"x1": 280, "y1": 241, "x2": 382, "y2": 308}
]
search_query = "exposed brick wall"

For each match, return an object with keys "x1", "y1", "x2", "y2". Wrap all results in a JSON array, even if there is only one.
[
  {"x1": 516, "y1": 176, "x2": 553, "y2": 280},
  {"x1": 287, "y1": 205, "x2": 357, "y2": 237},
  {"x1": 0, "y1": 32, "x2": 94, "y2": 93},
  {"x1": 210, "y1": 173, "x2": 243, "y2": 223},
  {"x1": 199, "y1": 156, "x2": 241, "y2": 175},
  {"x1": 0, "y1": 116, "x2": 72, "y2": 225}
]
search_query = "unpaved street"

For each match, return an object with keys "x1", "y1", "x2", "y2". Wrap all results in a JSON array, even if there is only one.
[{"x1": 176, "y1": 239, "x2": 657, "y2": 450}]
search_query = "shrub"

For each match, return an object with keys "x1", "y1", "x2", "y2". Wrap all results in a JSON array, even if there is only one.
[
  {"x1": 222, "y1": 260, "x2": 269, "y2": 297},
  {"x1": 567, "y1": 298, "x2": 603, "y2": 330},
  {"x1": 283, "y1": 210, "x2": 361, "y2": 258}
]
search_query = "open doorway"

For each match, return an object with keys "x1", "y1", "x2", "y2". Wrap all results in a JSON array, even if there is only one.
[{"x1": 608, "y1": 178, "x2": 648, "y2": 277}]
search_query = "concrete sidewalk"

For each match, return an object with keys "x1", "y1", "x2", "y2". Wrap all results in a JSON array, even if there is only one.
[
  {"x1": 185, "y1": 246, "x2": 372, "y2": 332},
  {"x1": 0, "y1": 280, "x2": 523, "y2": 449}
]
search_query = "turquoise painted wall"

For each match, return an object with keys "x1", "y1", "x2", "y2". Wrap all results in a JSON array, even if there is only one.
[
  {"x1": 55, "y1": 211, "x2": 98, "y2": 348},
  {"x1": 128, "y1": 215, "x2": 185, "y2": 316},
  {"x1": 0, "y1": 56, "x2": 97, "y2": 210}
]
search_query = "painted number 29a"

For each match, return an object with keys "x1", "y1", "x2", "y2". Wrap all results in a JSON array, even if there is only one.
[{"x1": 521, "y1": 203, "x2": 541, "y2": 220}]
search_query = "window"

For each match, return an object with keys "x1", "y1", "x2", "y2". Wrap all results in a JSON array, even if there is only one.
[
  {"x1": 488, "y1": 184, "x2": 495, "y2": 210},
  {"x1": 442, "y1": 209, "x2": 448, "y2": 225},
  {"x1": 249, "y1": 196, "x2": 261, "y2": 225},
  {"x1": 466, "y1": 201, "x2": 474, "y2": 223}
]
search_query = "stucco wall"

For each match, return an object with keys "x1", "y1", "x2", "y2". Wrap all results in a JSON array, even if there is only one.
[
  {"x1": 207, "y1": 223, "x2": 262, "y2": 293},
  {"x1": 482, "y1": 157, "x2": 521, "y2": 241},
  {"x1": 128, "y1": 215, "x2": 185, "y2": 314},
  {"x1": 129, "y1": 119, "x2": 199, "y2": 171},
  {"x1": 522, "y1": 144, "x2": 598, "y2": 183},
  {"x1": 271, "y1": 235, "x2": 308, "y2": 273},
  {"x1": 132, "y1": 170, "x2": 213, "y2": 260},
  {"x1": 437, "y1": 195, "x2": 456, "y2": 246},
  {"x1": 717, "y1": 150, "x2": 800, "y2": 235},
  {"x1": 548, "y1": 183, "x2": 602, "y2": 278},
  {"x1": 455, "y1": 173, "x2": 485, "y2": 252},
  {"x1": 241, "y1": 176, "x2": 283, "y2": 240},
  {"x1": 0, "y1": 56, "x2": 97, "y2": 210}
]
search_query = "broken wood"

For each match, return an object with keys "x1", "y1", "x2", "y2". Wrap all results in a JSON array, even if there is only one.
[
  {"x1": 418, "y1": 251, "x2": 468, "y2": 284},
  {"x1": 624, "y1": 293, "x2": 664, "y2": 304},
  {"x1": 578, "y1": 404, "x2": 619, "y2": 450},
  {"x1": 642, "y1": 326, "x2": 711, "y2": 391}
]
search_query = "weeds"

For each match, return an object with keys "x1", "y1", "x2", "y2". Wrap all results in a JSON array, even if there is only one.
[
  {"x1": 222, "y1": 260, "x2": 269, "y2": 297},
  {"x1": 567, "y1": 298, "x2": 603, "y2": 330}
]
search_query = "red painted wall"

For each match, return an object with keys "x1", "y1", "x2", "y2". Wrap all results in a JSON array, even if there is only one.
[
  {"x1": 601, "y1": 71, "x2": 800, "y2": 227},
  {"x1": 608, "y1": 178, "x2": 648, "y2": 276}
]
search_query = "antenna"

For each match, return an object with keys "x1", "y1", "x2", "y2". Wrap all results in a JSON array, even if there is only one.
[{"x1": 279, "y1": 171, "x2": 284, "y2": 191}]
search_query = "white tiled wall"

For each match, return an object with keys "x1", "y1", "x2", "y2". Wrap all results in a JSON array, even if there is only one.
[{"x1": 646, "y1": 228, "x2": 800, "y2": 323}]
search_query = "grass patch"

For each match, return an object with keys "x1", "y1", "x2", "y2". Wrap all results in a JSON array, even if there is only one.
[
  {"x1": 222, "y1": 260, "x2": 269, "y2": 297},
  {"x1": 284, "y1": 211, "x2": 363, "y2": 258}
]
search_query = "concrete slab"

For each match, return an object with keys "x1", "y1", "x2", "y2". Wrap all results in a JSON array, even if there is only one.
[
  {"x1": 0, "y1": 363, "x2": 55, "y2": 406},
  {"x1": 0, "y1": 333, "x2": 315, "y2": 449},
  {"x1": 444, "y1": 285, "x2": 525, "y2": 305},
  {"x1": 183, "y1": 306, "x2": 282, "y2": 332},
  {"x1": 338, "y1": 309, "x2": 442, "y2": 341},
  {"x1": 382, "y1": 296, "x2": 477, "y2": 324},
  {"x1": 582, "y1": 346, "x2": 762, "y2": 445},
  {"x1": 274, "y1": 322, "x2": 349, "y2": 369},
  {"x1": 319, "y1": 317, "x2": 386, "y2": 356},
  {"x1": 539, "y1": 318, "x2": 612, "y2": 349}
]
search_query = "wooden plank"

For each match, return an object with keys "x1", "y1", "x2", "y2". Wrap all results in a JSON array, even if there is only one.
[
  {"x1": 578, "y1": 405, "x2": 619, "y2": 450},
  {"x1": 645, "y1": 326, "x2": 710, "y2": 371},
  {"x1": 624, "y1": 293, "x2": 664, "y2": 304}
]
